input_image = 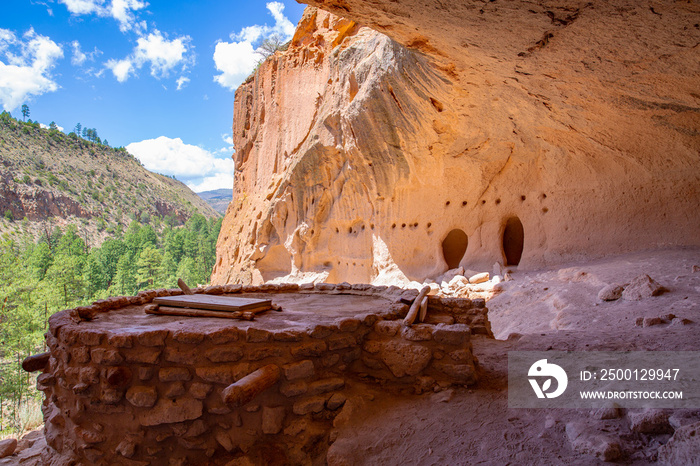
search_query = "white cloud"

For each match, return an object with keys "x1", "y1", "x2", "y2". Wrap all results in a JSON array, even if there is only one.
[
  {"x1": 106, "y1": 30, "x2": 193, "y2": 83},
  {"x1": 0, "y1": 28, "x2": 63, "y2": 111},
  {"x1": 176, "y1": 76, "x2": 189, "y2": 90},
  {"x1": 135, "y1": 31, "x2": 190, "y2": 78},
  {"x1": 60, "y1": 0, "x2": 103, "y2": 15},
  {"x1": 187, "y1": 173, "x2": 234, "y2": 193},
  {"x1": 213, "y1": 40, "x2": 257, "y2": 90},
  {"x1": 59, "y1": 0, "x2": 147, "y2": 33},
  {"x1": 70, "y1": 40, "x2": 103, "y2": 67},
  {"x1": 109, "y1": 0, "x2": 148, "y2": 33},
  {"x1": 213, "y1": 2, "x2": 295, "y2": 90},
  {"x1": 126, "y1": 136, "x2": 234, "y2": 193},
  {"x1": 222, "y1": 134, "x2": 233, "y2": 146},
  {"x1": 71, "y1": 41, "x2": 87, "y2": 65}
]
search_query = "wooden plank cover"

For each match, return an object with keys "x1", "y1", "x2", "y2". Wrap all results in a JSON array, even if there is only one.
[{"x1": 153, "y1": 295, "x2": 272, "y2": 313}]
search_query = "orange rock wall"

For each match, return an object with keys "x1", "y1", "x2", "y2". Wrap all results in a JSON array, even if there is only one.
[{"x1": 213, "y1": 3, "x2": 700, "y2": 285}]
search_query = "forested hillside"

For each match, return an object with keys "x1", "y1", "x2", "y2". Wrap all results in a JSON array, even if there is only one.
[
  {"x1": 0, "y1": 111, "x2": 218, "y2": 244},
  {"x1": 0, "y1": 214, "x2": 221, "y2": 434},
  {"x1": 0, "y1": 111, "x2": 226, "y2": 435}
]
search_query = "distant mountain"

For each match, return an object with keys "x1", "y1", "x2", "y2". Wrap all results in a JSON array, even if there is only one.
[
  {"x1": 197, "y1": 188, "x2": 232, "y2": 215},
  {"x1": 0, "y1": 111, "x2": 218, "y2": 243}
]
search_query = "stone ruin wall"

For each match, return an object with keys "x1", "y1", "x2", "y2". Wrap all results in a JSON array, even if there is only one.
[
  {"x1": 212, "y1": 3, "x2": 700, "y2": 287},
  {"x1": 36, "y1": 284, "x2": 490, "y2": 465}
]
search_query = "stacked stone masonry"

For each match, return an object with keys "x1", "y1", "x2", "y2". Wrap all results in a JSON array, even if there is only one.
[{"x1": 36, "y1": 283, "x2": 491, "y2": 465}]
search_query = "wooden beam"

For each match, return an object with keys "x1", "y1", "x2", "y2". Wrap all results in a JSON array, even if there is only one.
[
  {"x1": 145, "y1": 305, "x2": 255, "y2": 321},
  {"x1": 177, "y1": 278, "x2": 194, "y2": 295},
  {"x1": 403, "y1": 286, "x2": 431, "y2": 326},
  {"x1": 22, "y1": 352, "x2": 50, "y2": 372},
  {"x1": 222, "y1": 364, "x2": 281, "y2": 407}
]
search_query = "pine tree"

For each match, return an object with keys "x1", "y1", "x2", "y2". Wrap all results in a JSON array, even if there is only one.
[{"x1": 21, "y1": 105, "x2": 30, "y2": 122}]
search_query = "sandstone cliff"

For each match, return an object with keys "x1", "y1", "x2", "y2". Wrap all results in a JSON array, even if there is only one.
[{"x1": 213, "y1": 3, "x2": 700, "y2": 286}]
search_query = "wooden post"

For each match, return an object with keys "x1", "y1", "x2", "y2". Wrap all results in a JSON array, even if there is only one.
[
  {"x1": 403, "y1": 286, "x2": 431, "y2": 326},
  {"x1": 222, "y1": 365, "x2": 280, "y2": 407},
  {"x1": 22, "y1": 352, "x2": 50, "y2": 373},
  {"x1": 418, "y1": 296, "x2": 429, "y2": 322},
  {"x1": 177, "y1": 278, "x2": 194, "y2": 295}
]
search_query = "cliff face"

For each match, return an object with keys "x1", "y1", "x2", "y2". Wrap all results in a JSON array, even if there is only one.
[{"x1": 212, "y1": 3, "x2": 700, "y2": 286}]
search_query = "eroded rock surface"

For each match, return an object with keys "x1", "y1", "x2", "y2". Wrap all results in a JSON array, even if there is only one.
[{"x1": 212, "y1": 1, "x2": 700, "y2": 286}]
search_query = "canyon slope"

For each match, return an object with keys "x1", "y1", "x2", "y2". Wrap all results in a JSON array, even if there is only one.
[
  {"x1": 0, "y1": 114, "x2": 217, "y2": 243},
  {"x1": 212, "y1": 1, "x2": 700, "y2": 286}
]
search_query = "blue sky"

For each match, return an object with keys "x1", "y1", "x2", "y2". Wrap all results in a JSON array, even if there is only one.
[{"x1": 0, "y1": 0, "x2": 306, "y2": 192}]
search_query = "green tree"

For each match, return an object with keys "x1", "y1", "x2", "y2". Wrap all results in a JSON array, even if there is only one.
[
  {"x1": 113, "y1": 254, "x2": 136, "y2": 296},
  {"x1": 28, "y1": 242, "x2": 52, "y2": 280},
  {"x1": 21, "y1": 105, "x2": 29, "y2": 122},
  {"x1": 135, "y1": 247, "x2": 163, "y2": 288}
]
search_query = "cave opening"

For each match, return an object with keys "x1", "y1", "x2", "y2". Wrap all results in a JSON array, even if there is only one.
[
  {"x1": 502, "y1": 217, "x2": 524, "y2": 266},
  {"x1": 442, "y1": 229, "x2": 468, "y2": 270}
]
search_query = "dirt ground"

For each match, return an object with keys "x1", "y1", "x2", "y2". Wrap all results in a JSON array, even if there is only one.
[
  {"x1": 3, "y1": 247, "x2": 699, "y2": 465},
  {"x1": 328, "y1": 247, "x2": 700, "y2": 465}
]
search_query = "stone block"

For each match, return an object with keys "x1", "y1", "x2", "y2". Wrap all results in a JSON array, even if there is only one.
[
  {"x1": 0, "y1": 439, "x2": 17, "y2": 458},
  {"x1": 172, "y1": 330, "x2": 205, "y2": 345},
  {"x1": 622, "y1": 274, "x2": 667, "y2": 301},
  {"x1": 374, "y1": 320, "x2": 401, "y2": 337},
  {"x1": 401, "y1": 324, "x2": 433, "y2": 341},
  {"x1": 79, "y1": 330, "x2": 104, "y2": 346},
  {"x1": 189, "y1": 382, "x2": 213, "y2": 400},
  {"x1": 448, "y1": 349, "x2": 472, "y2": 363},
  {"x1": 310, "y1": 325, "x2": 333, "y2": 339},
  {"x1": 91, "y1": 348, "x2": 123, "y2": 365},
  {"x1": 262, "y1": 406, "x2": 286, "y2": 434},
  {"x1": 165, "y1": 382, "x2": 187, "y2": 398},
  {"x1": 629, "y1": 409, "x2": 673, "y2": 434},
  {"x1": 246, "y1": 328, "x2": 271, "y2": 343},
  {"x1": 107, "y1": 334, "x2": 133, "y2": 348},
  {"x1": 139, "y1": 398, "x2": 203, "y2": 426},
  {"x1": 363, "y1": 340, "x2": 382, "y2": 354},
  {"x1": 380, "y1": 340, "x2": 432, "y2": 377},
  {"x1": 293, "y1": 395, "x2": 328, "y2": 415},
  {"x1": 291, "y1": 341, "x2": 327, "y2": 358},
  {"x1": 658, "y1": 421, "x2": 700, "y2": 466},
  {"x1": 206, "y1": 327, "x2": 241, "y2": 344},
  {"x1": 283, "y1": 360, "x2": 315, "y2": 380},
  {"x1": 124, "y1": 348, "x2": 161, "y2": 365},
  {"x1": 137, "y1": 330, "x2": 169, "y2": 347},
  {"x1": 565, "y1": 421, "x2": 621, "y2": 462},
  {"x1": 336, "y1": 318, "x2": 361, "y2": 332},
  {"x1": 71, "y1": 347, "x2": 90, "y2": 363},
  {"x1": 126, "y1": 386, "x2": 158, "y2": 408},
  {"x1": 322, "y1": 353, "x2": 341, "y2": 367},
  {"x1": 185, "y1": 419, "x2": 208, "y2": 437},
  {"x1": 308, "y1": 378, "x2": 345, "y2": 395},
  {"x1": 272, "y1": 330, "x2": 304, "y2": 342},
  {"x1": 164, "y1": 346, "x2": 196, "y2": 364},
  {"x1": 246, "y1": 346, "x2": 284, "y2": 361},
  {"x1": 328, "y1": 335, "x2": 356, "y2": 350},
  {"x1": 159, "y1": 367, "x2": 192, "y2": 382},
  {"x1": 432, "y1": 324, "x2": 470, "y2": 346},
  {"x1": 116, "y1": 439, "x2": 136, "y2": 458},
  {"x1": 196, "y1": 364, "x2": 250, "y2": 385},
  {"x1": 327, "y1": 393, "x2": 346, "y2": 411},
  {"x1": 206, "y1": 346, "x2": 244, "y2": 363}
]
